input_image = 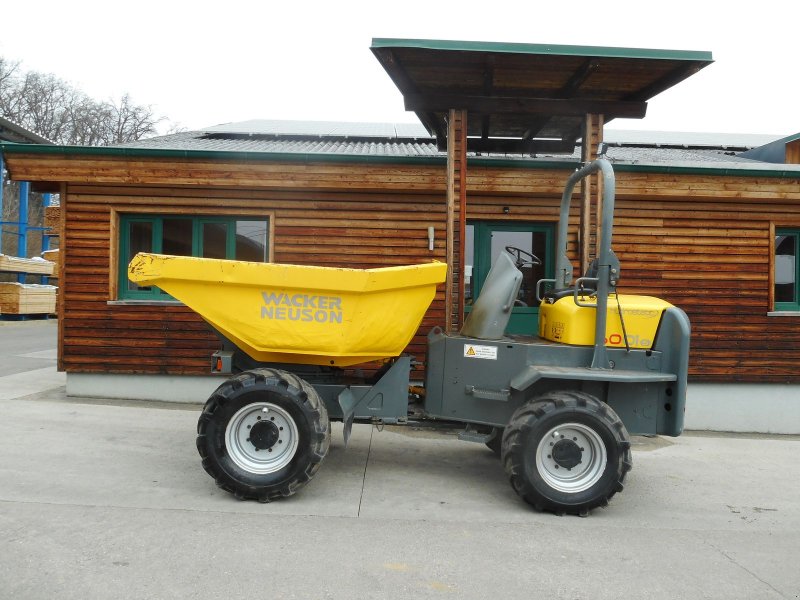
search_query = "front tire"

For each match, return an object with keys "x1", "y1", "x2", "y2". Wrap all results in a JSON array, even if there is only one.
[
  {"x1": 502, "y1": 390, "x2": 632, "y2": 515},
  {"x1": 196, "y1": 368, "x2": 330, "y2": 502}
]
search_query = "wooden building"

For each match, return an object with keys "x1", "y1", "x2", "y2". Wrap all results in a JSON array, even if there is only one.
[{"x1": 2, "y1": 39, "x2": 799, "y2": 433}]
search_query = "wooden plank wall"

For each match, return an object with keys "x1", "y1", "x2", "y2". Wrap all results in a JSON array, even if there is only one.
[
  {"x1": 59, "y1": 161, "x2": 447, "y2": 376},
  {"x1": 10, "y1": 152, "x2": 800, "y2": 383},
  {"x1": 613, "y1": 170, "x2": 800, "y2": 382}
]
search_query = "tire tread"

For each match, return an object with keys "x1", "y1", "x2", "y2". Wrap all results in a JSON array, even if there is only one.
[
  {"x1": 502, "y1": 390, "x2": 632, "y2": 515},
  {"x1": 196, "y1": 368, "x2": 330, "y2": 502}
]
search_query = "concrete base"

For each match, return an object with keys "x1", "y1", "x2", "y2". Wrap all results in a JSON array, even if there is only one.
[
  {"x1": 66, "y1": 372, "x2": 224, "y2": 404},
  {"x1": 66, "y1": 373, "x2": 800, "y2": 435},
  {"x1": 685, "y1": 383, "x2": 800, "y2": 434}
]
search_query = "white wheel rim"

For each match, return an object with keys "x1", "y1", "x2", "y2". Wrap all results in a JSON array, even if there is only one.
[
  {"x1": 535, "y1": 422, "x2": 607, "y2": 493},
  {"x1": 225, "y1": 402, "x2": 299, "y2": 474}
]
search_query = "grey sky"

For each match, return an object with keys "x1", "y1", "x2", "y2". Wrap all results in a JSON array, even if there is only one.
[{"x1": 1, "y1": 0, "x2": 796, "y2": 136}]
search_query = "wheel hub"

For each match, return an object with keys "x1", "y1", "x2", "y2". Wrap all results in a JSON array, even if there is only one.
[
  {"x1": 249, "y1": 420, "x2": 280, "y2": 450},
  {"x1": 535, "y1": 422, "x2": 608, "y2": 493},
  {"x1": 551, "y1": 438, "x2": 582, "y2": 469},
  {"x1": 225, "y1": 401, "x2": 300, "y2": 475}
]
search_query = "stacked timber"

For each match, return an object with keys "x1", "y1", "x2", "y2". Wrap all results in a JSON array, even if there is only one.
[
  {"x1": 41, "y1": 249, "x2": 60, "y2": 276},
  {"x1": 0, "y1": 283, "x2": 57, "y2": 315},
  {"x1": 43, "y1": 205, "x2": 61, "y2": 231},
  {"x1": 0, "y1": 254, "x2": 55, "y2": 276}
]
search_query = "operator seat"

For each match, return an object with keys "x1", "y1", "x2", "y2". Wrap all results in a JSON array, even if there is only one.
[{"x1": 460, "y1": 252, "x2": 523, "y2": 340}]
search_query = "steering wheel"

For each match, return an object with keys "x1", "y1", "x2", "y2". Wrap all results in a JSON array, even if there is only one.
[{"x1": 505, "y1": 246, "x2": 542, "y2": 268}]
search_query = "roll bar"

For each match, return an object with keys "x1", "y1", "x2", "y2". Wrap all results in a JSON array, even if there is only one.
[{"x1": 554, "y1": 158, "x2": 618, "y2": 370}]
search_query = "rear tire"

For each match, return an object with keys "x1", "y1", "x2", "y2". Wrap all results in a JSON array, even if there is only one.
[
  {"x1": 196, "y1": 368, "x2": 330, "y2": 502},
  {"x1": 502, "y1": 390, "x2": 631, "y2": 515}
]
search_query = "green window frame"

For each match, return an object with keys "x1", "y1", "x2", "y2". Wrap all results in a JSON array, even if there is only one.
[
  {"x1": 119, "y1": 215, "x2": 270, "y2": 300},
  {"x1": 775, "y1": 229, "x2": 800, "y2": 311}
]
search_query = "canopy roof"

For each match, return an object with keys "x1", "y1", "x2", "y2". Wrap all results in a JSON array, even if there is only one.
[{"x1": 371, "y1": 38, "x2": 713, "y2": 153}]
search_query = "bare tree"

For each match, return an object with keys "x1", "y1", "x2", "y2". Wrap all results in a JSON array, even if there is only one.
[
  {"x1": 107, "y1": 93, "x2": 163, "y2": 144},
  {"x1": 0, "y1": 58, "x2": 167, "y2": 145},
  {"x1": 1, "y1": 58, "x2": 171, "y2": 258},
  {"x1": 0, "y1": 57, "x2": 23, "y2": 117}
]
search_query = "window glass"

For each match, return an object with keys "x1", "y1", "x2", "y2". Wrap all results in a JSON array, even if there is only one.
[
  {"x1": 202, "y1": 222, "x2": 228, "y2": 259},
  {"x1": 163, "y1": 218, "x2": 193, "y2": 256},
  {"x1": 468, "y1": 222, "x2": 554, "y2": 335},
  {"x1": 127, "y1": 221, "x2": 152, "y2": 292},
  {"x1": 119, "y1": 215, "x2": 270, "y2": 300},
  {"x1": 489, "y1": 230, "x2": 547, "y2": 308},
  {"x1": 236, "y1": 220, "x2": 269, "y2": 262},
  {"x1": 775, "y1": 233, "x2": 797, "y2": 304},
  {"x1": 465, "y1": 225, "x2": 475, "y2": 304}
]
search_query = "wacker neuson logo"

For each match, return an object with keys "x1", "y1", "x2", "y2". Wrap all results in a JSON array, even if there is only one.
[{"x1": 261, "y1": 292, "x2": 344, "y2": 324}]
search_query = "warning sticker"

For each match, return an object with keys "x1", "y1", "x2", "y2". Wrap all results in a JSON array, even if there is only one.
[{"x1": 464, "y1": 344, "x2": 498, "y2": 360}]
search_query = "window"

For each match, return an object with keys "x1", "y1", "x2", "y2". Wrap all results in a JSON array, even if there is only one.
[
  {"x1": 775, "y1": 229, "x2": 799, "y2": 310},
  {"x1": 466, "y1": 222, "x2": 554, "y2": 334},
  {"x1": 119, "y1": 215, "x2": 270, "y2": 300}
]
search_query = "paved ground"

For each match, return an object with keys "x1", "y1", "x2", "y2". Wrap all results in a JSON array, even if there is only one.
[{"x1": 1, "y1": 320, "x2": 799, "y2": 599}]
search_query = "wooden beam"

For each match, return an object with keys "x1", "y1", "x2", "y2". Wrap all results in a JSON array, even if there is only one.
[
  {"x1": 58, "y1": 182, "x2": 66, "y2": 373},
  {"x1": 580, "y1": 114, "x2": 604, "y2": 273},
  {"x1": 560, "y1": 59, "x2": 601, "y2": 96},
  {"x1": 624, "y1": 62, "x2": 706, "y2": 102},
  {"x1": 416, "y1": 111, "x2": 447, "y2": 147},
  {"x1": 481, "y1": 56, "x2": 495, "y2": 140},
  {"x1": 443, "y1": 109, "x2": 468, "y2": 332},
  {"x1": 520, "y1": 59, "x2": 599, "y2": 142},
  {"x1": 768, "y1": 221, "x2": 776, "y2": 311},
  {"x1": 445, "y1": 113, "x2": 456, "y2": 332},
  {"x1": 465, "y1": 137, "x2": 576, "y2": 154},
  {"x1": 455, "y1": 110, "x2": 468, "y2": 330},
  {"x1": 404, "y1": 93, "x2": 647, "y2": 119},
  {"x1": 371, "y1": 48, "x2": 449, "y2": 146}
]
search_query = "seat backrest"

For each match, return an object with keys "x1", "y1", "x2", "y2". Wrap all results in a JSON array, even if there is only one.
[{"x1": 461, "y1": 252, "x2": 523, "y2": 340}]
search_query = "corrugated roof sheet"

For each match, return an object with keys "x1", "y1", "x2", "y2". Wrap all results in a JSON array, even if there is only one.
[
  {"x1": 0, "y1": 116, "x2": 53, "y2": 144},
  {"x1": 203, "y1": 119, "x2": 429, "y2": 138},
  {"x1": 122, "y1": 129, "x2": 441, "y2": 156},
  {"x1": 121, "y1": 121, "x2": 780, "y2": 165}
]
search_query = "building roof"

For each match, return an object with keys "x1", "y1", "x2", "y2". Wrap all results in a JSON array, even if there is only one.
[
  {"x1": 118, "y1": 120, "x2": 780, "y2": 165},
  {"x1": 370, "y1": 38, "x2": 713, "y2": 153},
  {"x1": 0, "y1": 116, "x2": 52, "y2": 145},
  {"x1": 3, "y1": 119, "x2": 799, "y2": 180},
  {"x1": 739, "y1": 132, "x2": 800, "y2": 163}
]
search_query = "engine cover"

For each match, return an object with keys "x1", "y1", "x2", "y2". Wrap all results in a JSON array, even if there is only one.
[{"x1": 538, "y1": 294, "x2": 673, "y2": 349}]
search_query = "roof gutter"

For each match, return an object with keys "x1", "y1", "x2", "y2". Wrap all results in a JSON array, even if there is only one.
[{"x1": 2, "y1": 142, "x2": 799, "y2": 179}]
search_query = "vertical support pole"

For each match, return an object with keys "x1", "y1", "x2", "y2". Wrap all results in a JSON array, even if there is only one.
[
  {"x1": 17, "y1": 181, "x2": 30, "y2": 283},
  {"x1": 579, "y1": 114, "x2": 604, "y2": 274},
  {"x1": 445, "y1": 110, "x2": 468, "y2": 332},
  {"x1": 57, "y1": 182, "x2": 66, "y2": 372},
  {"x1": 594, "y1": 115, "x2": 605, "y2": 249},
  {"x1": 0, "y1": 152, "x2": 4, "y2": 255},
  {"x1": 445, "y1": 108, "x2": 468, "y2": 333},
  {"x1": 18, "y1": 181, "x2": 29, "y2": 257},
  {"x1": 445, "y1": 118, "x2": 455, "y2": 333},
  {"x1": 42, "y1": 193, "x2": 52, "y2": 253},
  {"x1": 454, "y1": 110, "x2": 468, "y2": 331}
]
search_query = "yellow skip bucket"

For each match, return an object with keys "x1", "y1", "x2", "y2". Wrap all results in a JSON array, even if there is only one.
[{"x1": 128, "y1": 253, "x2": 447, "y2": 367}]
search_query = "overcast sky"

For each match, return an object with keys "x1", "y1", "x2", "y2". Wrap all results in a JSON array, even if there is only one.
[{"x1": 1, "y1": 0, "x2": 797, "y2": 136}]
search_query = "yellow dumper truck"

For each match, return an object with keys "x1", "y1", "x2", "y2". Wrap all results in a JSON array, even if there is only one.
[{"x1": 129, "y1": 159, "x2": 690, "y2": 515}]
